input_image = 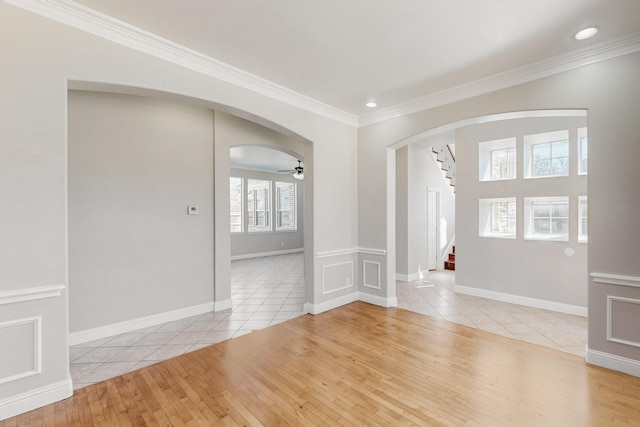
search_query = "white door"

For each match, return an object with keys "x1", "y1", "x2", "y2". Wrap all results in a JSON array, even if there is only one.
[{"x1": 427, "y1": 190, "x2": 438, "y2": 270}]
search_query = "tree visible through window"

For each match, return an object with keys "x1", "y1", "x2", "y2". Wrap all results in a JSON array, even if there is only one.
[
  {"x1": 229, "y1": 177, "x2": 243, "y2": 233},
  {"x1": 491, "y1": 201, "x2": 516, "y2": 234},
  {"x1": 532, "y1": 140, "x2": 568, "y2": 177},
  {"x1": 532, "y1": 201, "x2": 568, "y2": 235},
  {"x1": 491, "y1": 148, "x2": 516, "y2": 180},
  {"x1": 276, "y1": 182, "x2": 296, "y2": 231},
  {"x1": 247, "y1": 179, "x2": 271, "y2": 232}
]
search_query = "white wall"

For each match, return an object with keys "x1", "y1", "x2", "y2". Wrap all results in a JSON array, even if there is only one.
[
  {"x1": 455, "y1": 116, "x2": 587, "y2": 311},
  {"x1": 68, "y1": 91, "x2": 215, "y2": 333},
  {"x1": 0, "y1": 3, "x2": 358, "y2": 418},
  {"x1": 230, "y1": 168, "x2": 304, "y2": 258}
]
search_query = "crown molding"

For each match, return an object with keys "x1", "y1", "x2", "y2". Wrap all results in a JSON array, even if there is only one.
[
  {"x1": 5, "y1": 0, "x2": 358, "y2": 127},
  {"x1": 359, "y1": 32, "x2": 640, "y2": 127}
]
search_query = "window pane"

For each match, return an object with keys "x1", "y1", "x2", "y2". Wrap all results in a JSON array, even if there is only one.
[
  {"x1": 533, "y1": 218, "x2": 550, "y2": 234},
  {"x1": 580, "y1": 137, "x2": 588, "y2": 174},
  {"x1": 552, "y1": 203, "x2": 568, "y2": 218},
  {"x1": 552, "y1": 218, "x2": 568, "y2": 234},
  {"x1": 551, "y1": 140, "x2": 568, "y2": 158},
  {"x1": 276, "y1": 182, "x2": 296, "y2": 231},
  {"x1": 230, "y1": 177, "x2": 243, "y2": 233},
  {"x1": 533, "y1": 203, "x2": 550, "y2": 218},
  {"x1": 247, "y1": 179, "x2": 271, "y2": 232}
]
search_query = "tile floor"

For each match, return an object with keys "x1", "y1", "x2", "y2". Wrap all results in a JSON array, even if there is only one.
[
  {"x1": 70, "y1": 253, "x2": 305, "y2": 389},
  {"x1": 396, "y1": 270, "x2": 587, "y2": 357},
  {"x1": 70, "y1": 253, "x2": 587, "y2": 389}
]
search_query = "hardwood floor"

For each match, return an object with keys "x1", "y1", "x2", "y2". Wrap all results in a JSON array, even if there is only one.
[{"x1": 3, "y1": 302, "x2": 640, "y2": 426}]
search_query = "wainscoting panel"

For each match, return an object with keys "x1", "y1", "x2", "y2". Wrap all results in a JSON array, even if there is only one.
[
  {"x1": 322, "y1": 261, "x2": 354, "y2": 295},
  {"x1": 363, "y1": 260, "x2": 381, "y2": 290},
  {"x1": 0, "y1": 317, "x2": 41, "y2": 385},
  {"x1": 607, "y1": 295, "x2": 640, "y2": 348}
]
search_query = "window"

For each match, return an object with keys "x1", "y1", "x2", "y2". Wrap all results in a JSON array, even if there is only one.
[
  {"x1": 229, "y1": 177, "x2": 243, "y2": 233},
  {"x1": 478, "y1": 137, "x2": 516, "y2": 181},
  {"x1": 247, "y1": 179, "x2": 271, "y2": 232},
  {"x1": 479, "y1": 198, "x2": 516, "y2": 239},
  {"x1": 578, "y1": 127, "x2": 588, "y2": 175},
  {"x1": 524, "y1": 130, "x2": 569, "y2": 178},
  {"x1": 276, "y1": 181, "x2": 296, "y2": 231},
  {"x1": 524, "y1": 196, "x2": 569, "y2": 241},
  {"x1": 579, "y1": 196, "x2": 588, "y2": 242}
]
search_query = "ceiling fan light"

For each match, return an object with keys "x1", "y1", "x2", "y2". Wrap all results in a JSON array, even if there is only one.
[{"x1": 293, "y1": 171, "x2": 304, "y2": 180}]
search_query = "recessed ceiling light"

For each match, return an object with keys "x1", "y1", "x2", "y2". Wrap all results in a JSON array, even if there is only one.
[
  {"x1": 365, "y1": 101, "x2": 377, "y2": 108},
  {"x1": 574, "y1": 27, "x2": 598, "y2": 40}
]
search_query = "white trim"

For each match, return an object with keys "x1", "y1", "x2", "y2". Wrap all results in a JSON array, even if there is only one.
[
  {"x1": 321, "y1": 261, "x2": 354, "y2": 295},
  {"x1": 214, "y1": 299, "x2": 233, "y2": 312},
  {"x1": 586, "y1": 348, "x2": 640, "y2": 378},
  {"x1": 230, "y1": 248, "x2": 303, "y2": 261},
  {"x1": 69, "y1": 302, "x2": 214, "y2": 345},
  {"x1": 304, "y1": 292, "x2": 359, "y2": 315},
  {"x1": 316, "y1": 248, "x2": 358, "y2": 259},
  {"x1": 0, "y1": 285, "x2": 65, "y2": 306},
  {"x1": 0, "y1": 317, "x2": 42, "y2": 385},
  {"x1": 396, "y1": 270, "x2": 429, "y2": 283},
  {"x1": 360, "y1": 33, "x2": 640, "y2": 127},
  {"x1": 359, "y1": 292, "x2": 397, "y2": 308},
  {"x1": 358, "y1": 247, "x2": 387, "y2": 256},
  {"x1": 0, "y1": 378, "x2": 73, "y2": 421},
  {"x1": 591, "y1": 272, "x2": 640, "y2": 288},
  {"x1": 607, "y1": 295, "x2": 640, "y2": 349},
  {"x1": 362, "y1": 260, "x2": 381, "y2": 290},
  {"x1": 454, "y1": 285, "x2": 587, "y2": 317},
  {"x1": 5, "y1": 0, "x2": 357, "y2": 127}
]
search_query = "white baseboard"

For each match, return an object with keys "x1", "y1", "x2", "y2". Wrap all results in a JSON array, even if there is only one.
[
  {"x1": 586, "y1": 348, "x2": 640, "y2": 377},
  {"x1": 396, "y1": 270, "x2": 428, "y2": 282},
  {"x1": 454, "y1": 285, "x2": 587, "y2": 317},
  {"x1": 359, "y1": 292, "x2": 398, "y2": 308},
  {"x1": 69, "y1": 302, "x2": 214, "y2": 346},
  {"x1": 304, "y1": 292, "x2": 359, "y2": 315},
  {"x1": 0, "y1": 378, "x2": 72, "y2": 421},
  {"x1": 214, "y1": 299, "x2": 233, "y2": 311},
  {"x1": 231, "y1": 248, "x2": 303, "y2": 261}
]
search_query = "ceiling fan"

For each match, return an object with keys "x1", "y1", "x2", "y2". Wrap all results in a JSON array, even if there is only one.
[{"x1": 278, "y1": 160, "x2": 304, "y2": 180}]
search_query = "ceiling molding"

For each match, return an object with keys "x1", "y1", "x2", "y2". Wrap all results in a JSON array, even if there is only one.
[
  {"x1": 6, "y1": 1, "x2": 640, "y2": 129},
  {"x1": 359, "y1": 32, "x2": 640, "y2": 127},
  {"x1": 5, "y1": 0, "x2": 358, "y2": 127}
]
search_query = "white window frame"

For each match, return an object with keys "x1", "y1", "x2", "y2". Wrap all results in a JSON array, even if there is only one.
[
  {"x1": 578, "y1": 195, "x2": 588, "y2": 243},
  {"x1": 229, "y1": 177, "x2": 243, "y2": 233},
  {"x1": 524, "y1": 130, "x2": 570, "y2": 179},
  {"x1": 247, "y1": 179, "x2": 272, "y2": 233},
  {"x1": 479, "y1": 197, "x2": 517, "y2": 239},
  {"x1": 524, "y1": 196, "x2": 569, "y2": 241},
  {"x1": 275, "y1": 181, "x2": 297, "y2": 231},
  {"x1": 578, "y1": 127, "x2": 588, "y2": 175},
  {"x1": 478, "y1": 137, "x2": 517, "y2": 182}
]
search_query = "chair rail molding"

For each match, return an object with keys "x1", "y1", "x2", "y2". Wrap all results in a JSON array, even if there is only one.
[
  {"x1": 0, "y1": 285, "x2": 65, "y2": 306},
  {"x1": 591, "y1": 272, "x2": 640, "y2": 288}
]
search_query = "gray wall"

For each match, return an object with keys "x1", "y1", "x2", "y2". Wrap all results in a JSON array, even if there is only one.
[
  {"x1": 230, "y1": 168, "x2": 304, "y2": 258},
  {"x1": 455, "y1": 116, "x2": 587, "y2": 310},
  {"x1": 68, "y1": 91, "x2": 215, "y2": 332}
]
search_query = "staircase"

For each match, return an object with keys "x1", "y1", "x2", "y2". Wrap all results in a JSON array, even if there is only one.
[
  {"x1": 431, "y1": 145, "x2": 456, "y2": 192},
  {"x1": 444, "y1": 246, "x2": 455, "y2": 270}
]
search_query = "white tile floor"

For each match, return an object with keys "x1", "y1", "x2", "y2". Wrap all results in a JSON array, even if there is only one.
[
  {"x1": 70, "y1": 254, "x2": 587, "y2": 389},
  {"x1": 396, "y1": 270, "x2": 587, "y2": 357},
  {"x1": 70, "y1": 253, "x2": 305, "y2": 389}
]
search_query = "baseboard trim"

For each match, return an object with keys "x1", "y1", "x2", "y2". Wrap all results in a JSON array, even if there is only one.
[
  {"x1": 304, "y1": 292, "x2": 359, "y2": 315},
  {"x1": 586, "y1": 348, "x2": 640, "y2": 377},
  {"x1": 359, "y1": 292, "x2": 398, "y2": 308},
  {"x1": 69, "y1": 302, "x2": 215, "y2": 345},
  {"x1": 214, "y1": 299, "x2": 233, "y2": 312},
  {"x1": 454, "y1": 285, "x2": 587, "y2": 317},
  {"x1": 0, "y1": 378, "x2": 72, "y2": 421},
  {"x1": 396, "y1": 270, "x2": 428, "y2": 282},
  {"x1": 231, "y1": 248, "x2": 303, "y2": 261}
]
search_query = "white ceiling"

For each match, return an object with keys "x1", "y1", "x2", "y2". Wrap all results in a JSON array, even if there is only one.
[
  {"x1": 73, "y1": 0, "x2": 640, "y2": 117},
  {"x1": 230, "y1": 146, "x2": 301, "y2": 173}
]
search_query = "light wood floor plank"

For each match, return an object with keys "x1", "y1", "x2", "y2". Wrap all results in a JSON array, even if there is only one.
[{"x1": 3, "y1": 302, "x2": 640, "y2": 426}]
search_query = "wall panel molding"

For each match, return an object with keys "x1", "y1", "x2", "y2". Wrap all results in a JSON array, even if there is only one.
[
  {"x1": 0, "y1": 285, "x2": 65, "y2": 306},
  {"x1": 607, "y1": 295, "x2": 640, "y2": 348},
  {"x1": 0, "y1": 317, "x2": 42, "y2": 385},
  {"x1": 321, "y1": 261, "x2": 354, "y2": 295},
  {"x1": 363, "y1": 260, "x2": 381, "y2": 290},
  {"x1": 591, "y1": 272, "x2": 640, "y2": 288}
]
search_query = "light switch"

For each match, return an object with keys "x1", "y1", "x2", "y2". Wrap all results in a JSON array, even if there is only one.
[{"x1": 187, "y1": 206, "x2": 199, "y2": 215}]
